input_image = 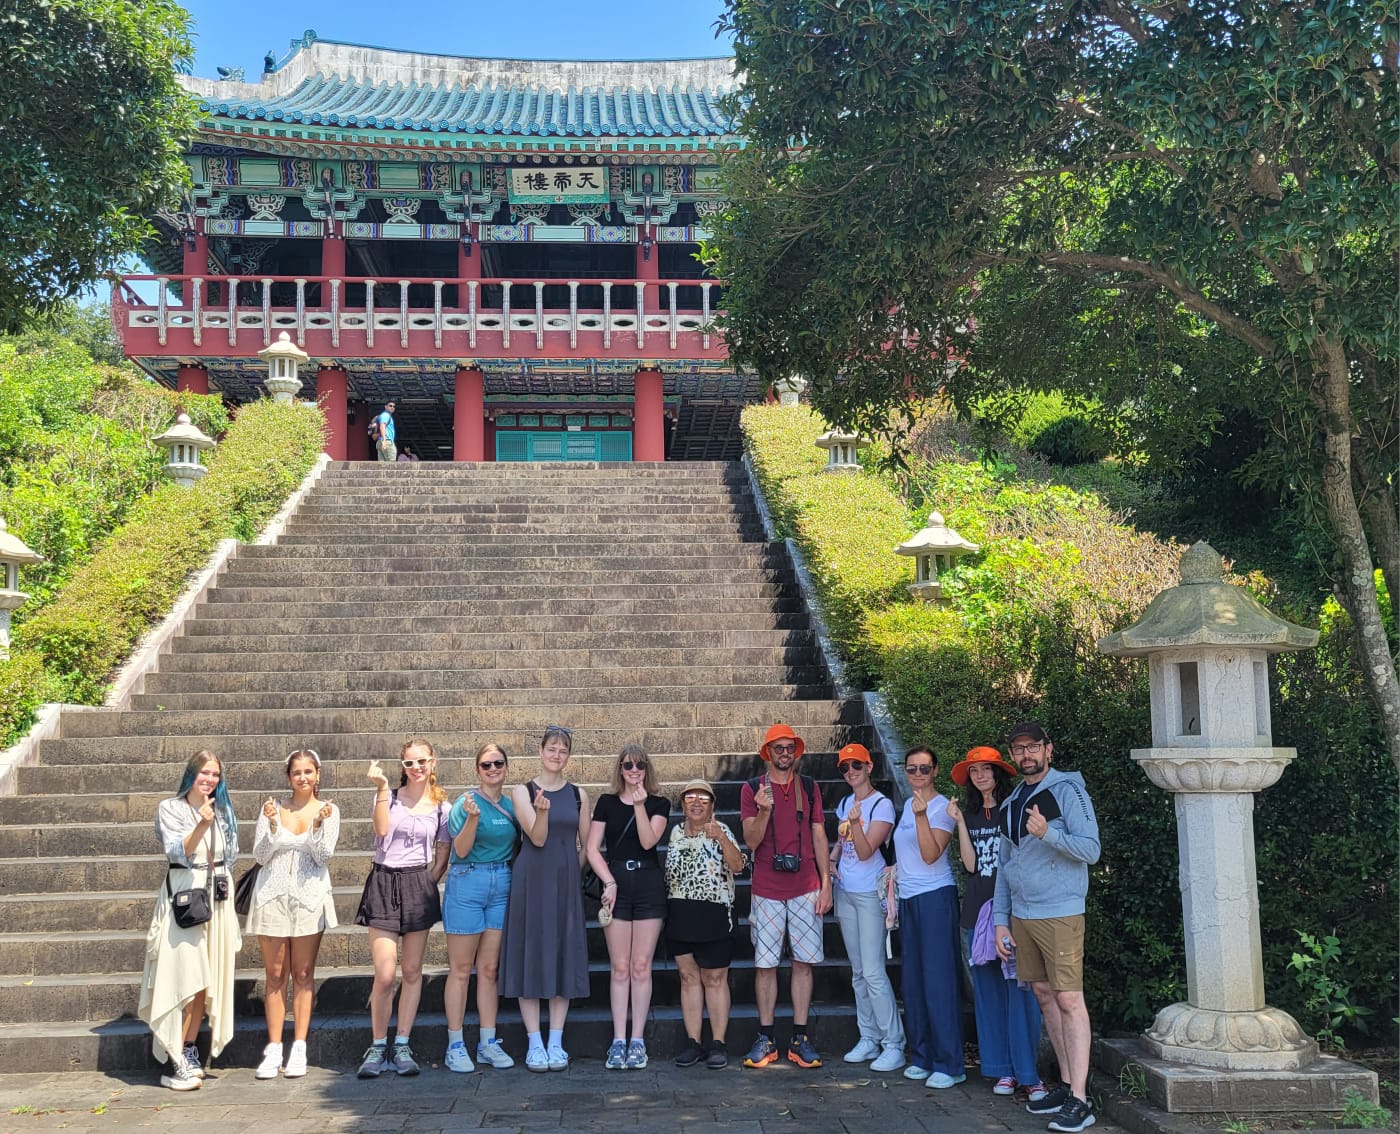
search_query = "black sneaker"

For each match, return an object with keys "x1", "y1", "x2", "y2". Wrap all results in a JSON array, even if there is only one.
[
  {"x1": 674, "y1": 1037, "x2": 704, "y2": 1067},
  {"x1": 706, "y1": 1041, "x2": 728, "y2": 1069},
  {"x1": 1026, "y1": 1084, "x2": 1070, "y2": 1114},
  {"x1": 1047, "y1": 1096, "x2": 1096, "y2": 1132}
]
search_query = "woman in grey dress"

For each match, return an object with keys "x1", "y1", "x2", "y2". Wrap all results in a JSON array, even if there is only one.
[{"x1": 500, "y1": 725, "x2": 590, "y2": 1072}]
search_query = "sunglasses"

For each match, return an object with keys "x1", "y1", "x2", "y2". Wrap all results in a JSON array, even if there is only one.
[
  {"x1": 544, "y1": 724, "x2": 573, "y2": 738},
  {"x1": 838, "y1": 761, "x2": 868, "y2": 774},
  {"x1": 768, "y1": 742, "x2": 798, "y2": 755},
  {"x1": 682, "y1": 791, "x2": 712, "y2": 802},
  {"x1": 905, "y1": 763, "x2": 934, "y2": 775},
  {"x1": 478, "y1": 759, "x2": 506, "y2": 770},
  {"x1": 402, "y1": 758, "x2": 433, "y2": 769},
  {"x1": 621, "y1": 760, "x2": 647, "y2": 771}
]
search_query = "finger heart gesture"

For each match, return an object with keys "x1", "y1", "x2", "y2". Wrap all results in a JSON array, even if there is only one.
[{"x1": 366, "y1": 759, "x2": 388, "y2": 787}]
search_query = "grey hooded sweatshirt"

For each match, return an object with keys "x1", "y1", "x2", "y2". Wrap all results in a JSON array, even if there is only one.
[{"x1": 992, "y1": 767, "x2": 1100, "y2": 924}]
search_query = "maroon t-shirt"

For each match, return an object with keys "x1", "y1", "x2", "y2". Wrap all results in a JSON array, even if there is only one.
[{"x1": 740, "y1": 773, "x2": 825, "y2": 901}]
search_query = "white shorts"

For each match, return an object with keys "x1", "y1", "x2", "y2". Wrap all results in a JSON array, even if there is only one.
[
  {"x1": 750, "y1": 892, "x2": 824, "y2": 968},
  {"x1": 246, "y1": 891, "x2": 337, "y2": 938}
]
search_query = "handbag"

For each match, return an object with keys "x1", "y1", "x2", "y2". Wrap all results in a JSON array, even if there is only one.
[
  {"x1": 233, "y1": 863, "x2": 261, "y2": 917},
  {"x1": 167, "y1": 819, "x2": 218, "y2": 929}
]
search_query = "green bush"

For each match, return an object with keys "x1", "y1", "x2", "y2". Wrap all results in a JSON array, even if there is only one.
[
  {"x1": 744, "y1": 403, "x2": 1396, "y2": 1035},
  {"x1": 3, "y1": 398, "x2": 324, "y2": 743},
  {"x1": 998, "y1": 391, "x2": 1112, "y2": 465}
]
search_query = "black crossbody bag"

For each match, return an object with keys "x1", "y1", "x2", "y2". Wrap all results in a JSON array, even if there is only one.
[{"x1": 167, "y1": 825, "x2": 215, "y2": 929}]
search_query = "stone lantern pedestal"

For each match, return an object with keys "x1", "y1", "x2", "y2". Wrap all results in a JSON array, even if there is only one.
[
  {"x1": 259, "y1": 331, "x2": 309, "y2": 404},
  {"x1": 1094, "y1": 542, "x2": 1379, "y2": 1113},
  {"x1": 153, "y1": 412, "x2": 216, "y2": 488},
  {"x1": 895, "y1": 511, "x2": 978, "y2": 601},
  {"x1": 775, "y1": 375, "x2": 807, "y2": 406},
  {"x1": 0, "y1": 518, "x2": 42, "y2": 659},
  {"x1": 814, "y1": 428, "x2": 868, "y2": 471}
]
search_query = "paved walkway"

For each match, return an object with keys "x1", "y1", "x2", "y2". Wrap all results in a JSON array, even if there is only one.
[{"x1": 0, "y1": 1060, "x2": 1127, "y2": 1134}]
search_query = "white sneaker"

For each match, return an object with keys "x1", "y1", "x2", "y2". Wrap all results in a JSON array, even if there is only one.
[
  {"x1": 843, "y1": 1038, "x2": 882, "y2": 1063},
  {"x1": 871, "y1": 1047, "x2": 906, "y2": 1073},
  {"x1": 525, "y1": 1046, "x2": 549, "y2": 1073},
  {"x1": 903, "y1": 1064, "x2": 931, "y2": 1081},
  {"x1": 444, "y1": 1041, "x2": 475, "y2": 1073},
  {"x1": 160, "y1": 1060, "x2": 201, "y2": 1091},
  {"x1": 283, "y1": 1040, "x2": 308, "y2": 1078},
  {"x1": 255, "y1": 1042, "x2": 283, "y2": 1080},
  {"x1": 546, "y1": 1043, "x2": 569, "y2": 1071},
  {"x1": 476, "y1": 1038, "x2": 515, "y2": 1069}
]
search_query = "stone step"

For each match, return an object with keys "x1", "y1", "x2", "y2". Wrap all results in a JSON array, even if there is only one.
[
  {"x1": 296, "y1": 499, "x2": 750, "y2": 513},
  {"x1": 0, "y1": 956, "x2": 881, "y2": 1023},
  {"x1": 34, "y1": 726, "x2": 867, "y2": 765},
  {"x1": 0, "y1": 1003, "x2": 867, "y2": 1074},
  {"x1": 202, "y1": 582, "x2": 800, "y2": 604},
  {"x1": 55, "y1": 699, "x2": 858, "y2": 739},
  {"x1": 140, "y1": 665, "x2": 831, "y2": 695},
  {"x1": 131, "y1": 683, "x2": 834, "y2": 712},
  {"x1": 282, "y1": 524, "x2": 766, "y2": 540},
  {"x1": 233, "y1": 546, "x2": 782, "y2": 565},
  {"x1": 152, "y1": 644, "x2": 823, "y2": 674},
  {"x1": 0, "y1": 783, "x2": 874, "y2": 855},
  {"x1": 0, "y1": 917, "x2": 858, "y2": 977},
  {"x1": 181, "y1": 611, "x2": 809, "y2": 637},
  {"x1": 167, "y1": 628, "x2": 814, "y2": 657},
  {"x1": 186, "y1": 596, "x2": 807, "y2": 620}
]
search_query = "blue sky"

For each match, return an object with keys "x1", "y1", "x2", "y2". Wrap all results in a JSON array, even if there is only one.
[{"x1": 181, "y1": 0, "x2": 734, "y2": 79}]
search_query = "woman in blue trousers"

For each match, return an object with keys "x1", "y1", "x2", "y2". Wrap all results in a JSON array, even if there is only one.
[{"x1": 893, "y1": 745, "x2": 964, "y2": 1090}]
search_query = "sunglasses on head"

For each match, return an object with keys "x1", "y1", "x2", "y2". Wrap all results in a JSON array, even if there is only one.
[
  {"x1": 478, "y1": 759, "x2": 506, "y2": 770},
  {"x1": 544, "y1": 724, "x2": 572, "y2": 738},
  {"x1": 838, "y1": 761, "x2": 867, "y2": 774},
  {"x1": 402, "y1": 758, "x2": 433, "y2": 769},
  {"x1": 905, "y1": 763, "x2": 934, "y2": 775},
  {"x1": 621, "y1": 760, "x2": 647, "y2": 771}
]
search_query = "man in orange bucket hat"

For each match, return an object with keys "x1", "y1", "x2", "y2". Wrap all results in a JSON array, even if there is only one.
[{"x1": 739, "y1": 724, "x2": 830, "y2": 1071}]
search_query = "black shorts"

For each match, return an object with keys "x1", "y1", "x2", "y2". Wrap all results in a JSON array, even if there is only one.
[
  {"x1": 354, "y1": 863, "x2": 441, "y2": 934},
  {"x1": 611, "y1": 863, "x2": 667, "y2": 921},
  {"x1": 666, "y1": 898, "x2": 735, "y2": 970}
]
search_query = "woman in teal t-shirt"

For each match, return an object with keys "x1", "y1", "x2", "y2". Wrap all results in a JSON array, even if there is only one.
[{"x1": 442, "y1": 742, "x2": 519, "y2": 1072}]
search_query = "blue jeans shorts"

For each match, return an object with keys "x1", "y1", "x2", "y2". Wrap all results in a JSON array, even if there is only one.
[{"x1": 442, "y1": 861, "x2": 511, "y2": 935}]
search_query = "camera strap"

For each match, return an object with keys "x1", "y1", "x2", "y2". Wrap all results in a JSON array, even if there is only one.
[{"x1": 768, "y1": 773, "x2": 805, "y2": 865}]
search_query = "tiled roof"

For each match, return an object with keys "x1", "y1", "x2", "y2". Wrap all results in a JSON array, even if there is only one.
[
  {"x1": 188, "y1": 37, "x2": 739, "y2": 139},
  {"x1": 199, "y1": 74, "x2": 736, "y2": 137}
]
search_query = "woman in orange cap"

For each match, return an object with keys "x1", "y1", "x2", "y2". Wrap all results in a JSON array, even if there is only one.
[
  {"x1": 947, "y1": 746, "x2": 1046, "y2": 1102},
  {"x1": 830, "y1": 743, "x2": 905, "y2": 1072}
]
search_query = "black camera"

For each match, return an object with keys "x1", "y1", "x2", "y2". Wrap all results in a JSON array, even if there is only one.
[
  {"x1": 213, "y1": 875, "x2": 229, "y2": 902},
  {"x1": 771, "y1": 854, "x2": 801, "y2": 873}
]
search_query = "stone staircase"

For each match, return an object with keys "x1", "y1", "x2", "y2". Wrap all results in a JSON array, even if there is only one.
[{"x1": 0, "y1": 461, "x2": 890, "y2": 1073}]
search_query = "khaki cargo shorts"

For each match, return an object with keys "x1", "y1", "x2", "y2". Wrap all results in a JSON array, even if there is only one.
[{"x1": 1011, "y1": 914, "x2": 1084, "y2": 991}]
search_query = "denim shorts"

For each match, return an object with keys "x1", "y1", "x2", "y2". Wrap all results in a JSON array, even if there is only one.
[{"x1": 442, "y1": 861, "x2": 511, "y2": 935}]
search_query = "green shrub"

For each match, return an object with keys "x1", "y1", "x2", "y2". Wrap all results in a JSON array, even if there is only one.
[
  {"x1": 4, "y1": 398, "x2": 325, "y2": 744},
  {"x1": 997, "y1": 391, "x2": 1111, "y2": 465}
]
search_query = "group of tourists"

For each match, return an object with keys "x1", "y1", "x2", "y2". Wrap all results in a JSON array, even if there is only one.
[{"x1": 138, "y1": 719, "x2": 1102, "y2": 1134}]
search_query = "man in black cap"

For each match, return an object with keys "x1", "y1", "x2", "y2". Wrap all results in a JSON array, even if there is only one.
[{"x1": 992, "y1": 722, "x2": 1101, "y2": 1133}]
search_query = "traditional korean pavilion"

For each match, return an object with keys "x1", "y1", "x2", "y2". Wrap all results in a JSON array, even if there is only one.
[{"x1": 115, "y1": 32, "x2": 757, "y2": 460}]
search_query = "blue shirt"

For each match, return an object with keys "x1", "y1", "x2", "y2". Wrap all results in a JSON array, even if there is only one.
[
  {"x1": 447, "y1": 792, "x2": 517, "y2": 865},
  {"x1": 375, "y1": 411, "x2": 395, "y2": 442}
]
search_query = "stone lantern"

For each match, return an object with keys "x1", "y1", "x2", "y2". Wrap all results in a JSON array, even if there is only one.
[
  {"x1": 895, "y1": 512, "x2": 979, "y2": 601},
  {"x1": 1098, "y1": 541, "x2": 1319, "y2": 1073},
  {"x1": 258, "y1": 331, "x2": 309, "y2": 404},
  {"x1": 153, "y1": 411, "x2": 216, "y2": 488},
  {"x1": 775, "y1": 375, "x2": 807, "y2": 407},
  {"x1": 0, "y1": 518, "x2": 41, "y2": 659},
  {"x1": 814, "y1": 428, "x2": 868, "y2": 471}
]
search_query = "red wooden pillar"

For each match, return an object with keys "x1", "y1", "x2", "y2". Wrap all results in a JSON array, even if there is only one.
[
  {"x1": 321, "y1": 235, "x2": 346, "y2": 279},
  {"x1": 347, "y1": 401, "x2": 371, "y2": 461},
  {"x1": 176, "y1": 365, "x2": 209, "y2": 395},
  {"x1": 182, "y1": 229, "x2": 208, "y2": 278},
  {"x1": 453, "y1": 365, "x2": 486, "y2": 461},
  {"x1": 633, "y1": 366, "x2": 665, "y2": 462},
  {"x1": 315, "y1": 367, "x2": 349, "y2": 460}
]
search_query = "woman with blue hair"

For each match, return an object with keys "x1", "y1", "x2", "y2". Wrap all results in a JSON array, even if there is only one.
[{"x1": 138, "y1": 750, "x2": 241, "y2": 1090}]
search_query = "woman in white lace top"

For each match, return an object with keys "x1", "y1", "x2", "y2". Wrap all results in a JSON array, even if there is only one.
[{"x1": 246, "y1": 749, "x2": 340, "y2": 1079}]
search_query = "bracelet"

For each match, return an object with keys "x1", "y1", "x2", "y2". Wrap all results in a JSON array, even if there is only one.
[{"x1": 603, "y1": 879, "x2": 617, "y2": 888}]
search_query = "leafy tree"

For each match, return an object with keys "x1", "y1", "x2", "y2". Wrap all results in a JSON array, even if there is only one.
[
  {"x1": 710, "y1": 1, "x2": 1400, "y2": 764},
  {"x1": 0, "y1": 0, "x2": 195, "y2": 331}
]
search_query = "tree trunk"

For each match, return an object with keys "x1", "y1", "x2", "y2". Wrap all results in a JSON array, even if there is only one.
[
  {"x1": 1358, "y1": 482, "x2": 1400, "y2": 622},
  {"x1": 1316, "y1": 337, "x2": 1400, "y2": 771}
]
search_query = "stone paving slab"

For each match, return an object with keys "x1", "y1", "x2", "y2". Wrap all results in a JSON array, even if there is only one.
[{"x1": 0, "y1": 1062, "x2": 1128, "y2": 1134}]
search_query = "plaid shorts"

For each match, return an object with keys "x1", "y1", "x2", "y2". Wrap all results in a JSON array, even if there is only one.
[{"x1": 750, "y1": 892, "x2": 825, "y2": 967}]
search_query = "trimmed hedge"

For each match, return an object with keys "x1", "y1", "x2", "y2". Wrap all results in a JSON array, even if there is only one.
[
  {"x1": 743, "y1": 403, "x2": 1396, "y2": 1037},
  {"x1": 2, "y1": 398, "x2": 325, "y2": 743}
]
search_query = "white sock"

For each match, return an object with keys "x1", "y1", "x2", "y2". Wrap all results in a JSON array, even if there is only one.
[
  {"x1": 548, "y1": 1029, "x2": 564, "y2": 1050},
  {"x1": 394, "y1": 1034, "x2": 410, "y2": 1046},
  {"x1": 447, "y1": 1029, "x2": 464, "y2": 1047},
  {"x1": 479, "y1": 1028, "x2": 496, "y2": 1045},
  {"x1": 527, "y1": 1031, "x2": 544, "y2": 1052}
]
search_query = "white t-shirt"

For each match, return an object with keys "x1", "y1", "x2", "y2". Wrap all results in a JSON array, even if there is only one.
[
  {"x1": 893, "y1": 793, "x2": 957, "y2": 898},
  {"x1": 833, "y1": 790, "x2": 896, "y2": 893}
]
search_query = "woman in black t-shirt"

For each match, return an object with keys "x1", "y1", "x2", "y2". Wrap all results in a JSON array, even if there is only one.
[
  {"x1": 947, "y1": 746, "x2": 1044, "y2": 1099},
  {"x1": 585, "y1": 743, "x2": 671, "y2": 1070}
]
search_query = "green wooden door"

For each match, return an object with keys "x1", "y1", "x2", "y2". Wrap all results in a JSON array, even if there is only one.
[{"x1": 495, "y1": 431, "x2": 633, "y2": 461}]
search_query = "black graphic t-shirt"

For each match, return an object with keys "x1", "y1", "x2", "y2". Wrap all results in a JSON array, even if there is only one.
[{"x1": 960, "y1": 804, "x2": 1002, "y2": 930}]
